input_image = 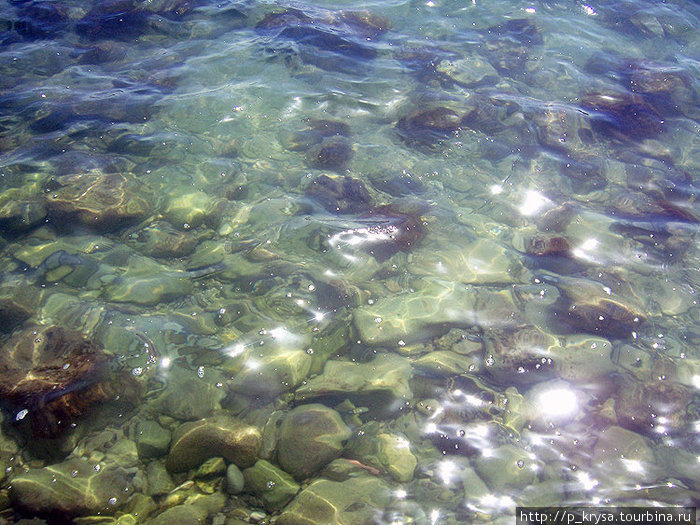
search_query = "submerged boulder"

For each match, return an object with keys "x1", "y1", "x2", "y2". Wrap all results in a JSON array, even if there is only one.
[
  {"x1": 0, "y1": 325, "x2": 138, "y2": 438},
  {"x1": 277, "y1": 404, "x2": 351, "y2": 479},
  {"x1": 45, "y1": 172, "x2": 153, "y2": 233}
]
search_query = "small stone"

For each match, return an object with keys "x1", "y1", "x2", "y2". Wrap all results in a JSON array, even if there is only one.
[
  {"x1": 277, "y1": 404, "x2": 351, "y2": 479},
  {"x1": 242, "y1": 459, "x2": 300, "y2": 511},
  {"x1": 166, "y1": 416, "x2": 261, "y2": 473},
  {"x1": 226, "y1": 464, "x2": 245, "y2": 495},
  {"x1": 195, "y1": 457, "x2": 227, "y2": 480}
]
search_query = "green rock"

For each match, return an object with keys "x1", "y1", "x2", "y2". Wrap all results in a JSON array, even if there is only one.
[
  {"x1": 146, "y1": 462, "x2": 175, "y2": 497},
  {"x1": 195, "y1": 457, "x2": 227, "y2": 479},
  {"x1": 45, "y1": 172, "x2": 153, "y2": 233},
  {"x1": 592, "y1": 426, "x2": 655, "y2": 483},
  {"x1": 347, "y1": 428, "x2": 417, "y2": 482},
  {"x1": 413, "y1": 350, "x2": 479, "y2": 377},
  {"x1": 226, "y1": 464, "x2": 245, "y2": 495},
  {"x1": 0, "y1": 282, "x2": 42, "y2": 334},
  {"x1": 277, "y1": 404, "x2": 351, "y2": 479},
  {"x1": 473, "y1": 444, "x2": 540, "y2": 490},
  {"x1": 133, "y1": 420, "x2": 171, "y2": 459},
  {"x1": 295, "y1": 353, "x2": 413, "y2": 419},
  {"x1": 166, "y1": 416, "x2": 261, "y2": 473},
  {"x1": 276, "y1": 476, "x2": 391, "y2": 525},
  {"x1": 144, "y1": 504, "x2": 207, "y2": 525},
  {"x1": 410, "y1": 238, "x2": 521, "y2": 285},
  {"x1": 243, "y1": 459, "x2": 300, "y2": 511},
  {"x1": 227, "y1": 346, "x2": 312, "y2": 398},
  {"x1": 10, "y1": 457, "x2": 134, "y2": 517},
  {"x1": 152, "y1": 366, "x2": 225, "y2": 421}
]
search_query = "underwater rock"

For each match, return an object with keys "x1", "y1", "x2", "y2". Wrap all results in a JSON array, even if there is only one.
[
  {"x1": 295, "y1": 353, "x2": 412, "y2": 419},
  {"x1": 0, "y1": 190, "x2": 47, "y2": 235},
  {"x1": 352, "y1": 203, "x2": 425, "y2": 262},
  {"x1": 163, "y1": 190, "x2": 224, "y2": 230},
  {"x1": 276, "y1": 475, "x2": 391, "y2": 525},
  {"x1": 410, "y1": 237, "x2": 522, "y2": 284},
  {"x1": 76, "y1": 0, "x2": 152, "y2": 41},
  {"x1": 474, "y1": 444, "x2": 540, "y2": 490},
  {"x1": 277, "y1": 404, "x2": 351, "y2": 479},
  {"x1": 14, "y1": 1, "x2": 69, "y2": 40},
  {"x1": 396, "y1": 107, "x2": 462, "y2": 149},
  {"x1": 581, "y1": 89, "x2": 665, "y2": 141},
  {"x1": 483, "y1": 18, "x2": 543, "y2": 46},
  {"x1": 10, "y1": 430, "x2": 140, "y2": 518},
  {"x1": 243, "y1": 459, "x2": 300, "y2": 511},
  {"x1": 130, "y1": 419, "x2": 171, "y2": 459},
  {"x1": 435, "y1": 57, "x2": 498, "y2": 88},
  {"x1": 125, "y1": 220, "x2": 202, "y2": 258},
  {"x1": 532, "y1": 104, "x2": 596, "y2": 155},
  {"x1": 0, "y1": 282, "x2": 42, "y2": 334},
  {"x1": 255, "y1": 7, "x2": 386, "y2": 56},
  {"x1": 0, "y1": 325, "x2": 138, "y2": 438},
  {"x1": 166, "y1": 416, "x2": 261, "y2": 472},
  {"x1": 413, "y1": 350, "x2": 480, "y2": 378},
  {"x1": 484, "y1": 325, "x2": 559, "y2": 387},
  {"x1": 152, "y1": 366, "x2": 225, "y2": 421},
  {"x1": 555, "y1": 296, "x2": 645, "y2": 339},
  {"x1": 282, "y1": 119, "x2": 351, "y2": 152},
  {"x1": 614, "y1": 376, "x2": 694, "y2": 437},
  {"x1": 45, "y1": 172, "x2": 153, "y2": 233},
  {"x1": 226, "y1": 464, "x2": 245, "y2": 494},
  {"x1": 592, "y1": 425, "x2": 656, "y2": 478},
  {"x1": 144, "y1": 505, "x2": 207, "y2": 525},
  {"x1": 226, "y1": 346, "x2": 313, "y2": 400},
  {"x1": 368, "y1": 170, "x2": 426, "y2": 197},
  {"x1": 346, "y1": 427, "x2": 417, "y2": 482},
  {"x1": 146, "y1": 461, "x2": 175, "y2": 497},
  {"x1": 305, "y1": 137, "x2": 354, "y2": 171},
  {"x1": 305, "y1": 174, "x2": 372, "y2": 214}
]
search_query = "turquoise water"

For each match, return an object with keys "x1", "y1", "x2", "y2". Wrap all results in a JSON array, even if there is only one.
[{"x1": 0, "y1": 0, "x2": 699, "y2": 522}]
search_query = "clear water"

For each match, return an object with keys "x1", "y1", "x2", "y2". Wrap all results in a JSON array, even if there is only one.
[{"x1": 0, "y1": 0, "x2": 699, "y2": 522}]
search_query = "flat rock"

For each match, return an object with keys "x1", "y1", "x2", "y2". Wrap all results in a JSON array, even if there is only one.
[
  {"x1": 45, "y1": 172, "x2": 153, "y2": 233},
  {"x1": 10, "y1": 456, "x2": 134, "y2": 518},
  {"x1": 473, "y1": 444, "x2": 539, "y2": 490},
  {"x1": 295, "y1": 353, "x2": 412, "y2": 419},
  {"x1": 166, "y1": 416, "x2": 261, "y2": 473},
  {"x1": 243, "y1": 459, "x2": 300, "y2": 511},
  {"x1": 276, "y1": 476, "x2": 391, "y2": 525},
  {"x1": 277, "y1": 404, "x2": 351, "y2": 479},
  {"x1": 152, "y1": 366, "x2": 225, "y2": 421},
  {"x1": 227, "y1": 346, "x2": 312, "y2": 400}
]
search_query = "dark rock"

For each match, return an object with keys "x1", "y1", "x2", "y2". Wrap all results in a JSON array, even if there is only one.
[
  {"x1": 74, "y1": 41, "x2": 128, "y2": 65},
  {"x1": 15, "y1": 2, "x2": 69, "y2": 40},
  {"x1": 615, "y1": 376, "x2": 694, "y2": 437},
  {"x1": 305, "y1": 174, "x2": 372, "y2": 214},
  {"x1": 305, "y1": 137, "x2": 354, "y2": 171},
  {"x1": 356, "y1": 203, "x2": 425, "y2": 261},
  {"x1": 483, "y1": 18, "x2": 543, "y2": 46},
  {"x1": 396, "y1": 107, "x2": 461, "y2": 149},
  {"x1": 484, "y1": 326, "x2": 558, "y2": 387},
  {"x1": 0, "y1": 325, "x2": 138, "y2": 438},
  {"x1": 581, "y1": 89, "x2": 665, "y2": 140},
  {"x1": 524, "y1": 236, "x2": 572, "y2": 257},
  {"x1": 552, "y1": 296, "x2": 645, "y2": 339},
  {"x1": 76, "y1": 0, "x2": 152, "y2": 41}
]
